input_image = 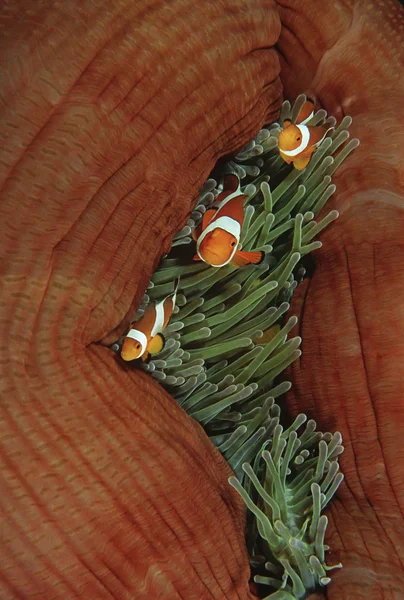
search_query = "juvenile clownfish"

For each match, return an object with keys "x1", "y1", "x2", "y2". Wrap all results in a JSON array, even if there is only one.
[
  {"x1": 120, "y1": 278, "x2": 180, "y2": 362},
  {"x1": 260, "y1": 324, "x2": 281, "y2": 344},
  {"x1": 278, "y1": 98, "x2": 334, "y2": 170},
  {"x1": 192, "y1": 174, "x2": 264, "y2": 268}
]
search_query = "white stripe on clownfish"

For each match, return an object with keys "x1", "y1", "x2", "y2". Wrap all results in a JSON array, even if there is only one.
[
  {"x1": 196, "y1": 215, "x2": 241, "y2": 251},
  {"x1": 126, "y1": 329, "x2": 148, "y2": 356},
  {"x1": 150, "y1": 276, "x2": 180, "y2": 336},
  {"x1": 151, "y1": 300, "x2": 166, "y2": 338},
  {"x1": 196, "y1": 215, "x2": 241, "y2": 268},
  {"x1": 215, "y1": 187, "x2": 243, "y2": 211},
  {"x1": 128, "y1": 278, "x2": 179, "y2": 345},
  {"x1": 298, "y1": 109, "x2": 314, "y2": 126},
  {"x1": 280, "y1": 124, "x2": 310, "y2": 157}
]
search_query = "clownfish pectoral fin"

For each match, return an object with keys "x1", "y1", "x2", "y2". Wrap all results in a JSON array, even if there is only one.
[
  {"x1": 202, "y1": 208, "x2": 217, "y2": 230},
  {"x1": 193, "y1": 253, "x2": 201, "y2": 261},
  {"x1": 192, "y1": 224, "x2": 203, "y2": 241},
  {"x1": 279, "y1": 150, "x2": 292, "y2": 164},
  {"x1": 147, "y1": 333, "x2": 165, "y2": 355},
  {"x1": 293, "y1": 155, "x2": 312, "y2": 170},
  {"x1": 231, "y1": 250, "x2": 265, "y2": 268}
]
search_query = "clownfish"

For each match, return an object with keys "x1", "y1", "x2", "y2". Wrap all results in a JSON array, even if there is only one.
[
  {"x1": 278, "y1": 98, "x2": 333, "y2": 170},
  {"x1": 120, "y1": 278, "x2": 180, "y2": 361},
  {"x1": 192, "y1": 174, "x2": 264, "y2": 268},
  {"x1": 260, "y1": 324, "x2": 281, "y2": 344}
]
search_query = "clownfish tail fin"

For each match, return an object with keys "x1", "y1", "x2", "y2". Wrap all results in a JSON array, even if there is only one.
[
  {"x1": 256, "y1": 251, "x2": 265, "y2": 265},
  {"x1": 250, "y1": 250, "x2": 265, "y2": 265}
]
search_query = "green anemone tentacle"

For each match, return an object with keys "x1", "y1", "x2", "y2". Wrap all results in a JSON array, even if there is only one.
[{"x1": 114, "y1": 94, "x2": 357, "y2": 599}]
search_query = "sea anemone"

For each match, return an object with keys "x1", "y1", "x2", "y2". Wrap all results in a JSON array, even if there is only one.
[{"x1": 113, "y1": 94, "x2": 359, "y2": 598}]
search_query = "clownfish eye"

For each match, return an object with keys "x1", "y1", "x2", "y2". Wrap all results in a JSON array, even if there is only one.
[
  {"x1": 231, "y1": 241, "x2": 236, "y2": 247},
  {"x1": 136, "y1": 343, "x2": 140, "y2": 349},
  {"x1": 296, "y1": 136, "x2": 301, "y2": 141}
]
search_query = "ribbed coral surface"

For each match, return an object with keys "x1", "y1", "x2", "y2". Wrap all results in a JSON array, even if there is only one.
[
  {"x1": 277, "y1": 0, "x2": 404, "y2": 598},
  {"x1": 0, "y1": 1, "x2": 282, "y2": 598}
]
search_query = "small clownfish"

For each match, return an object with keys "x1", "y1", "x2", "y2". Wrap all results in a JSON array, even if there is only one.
[
  {"x1": 278, "y1": 98, "x2": 334, "y2": 170},
  {"x1": 192, "y1": 174, "x2": 264, "y2": 268},
  {"x1": 120, "y1": 278, "x2": 180, "y2": 362},
  {"x1": 260, "y1": 324, "x2": 281, "y2": 344}
]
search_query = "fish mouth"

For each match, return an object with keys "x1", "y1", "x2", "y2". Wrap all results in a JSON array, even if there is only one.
[
  {"x1": 209, "y1": 255, "x2": 226, "y2": 266},
  {"x1": 120, "y1": 348, "x2": 140, "y2": 362},
  {"x1": 206, "y1": 248, "x2": 229, "y2": 263}
]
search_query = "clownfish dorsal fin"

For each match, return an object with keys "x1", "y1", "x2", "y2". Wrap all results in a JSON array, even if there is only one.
[
  {"x1": 283, "y1": 119, "x2": 292, "y2": 129},
  {"x1": 222, "y1": 174, "x2": 240, "y2": 194},
  {"x1": 172, "y1": 276, "x2": 181, "y2": 295},
  {"x1": 202, "y1": 207, "x2": 217, "y2": 230},
  {"x1": 295, "y1": 98, "x2": 316, "y2": 125},
  {"x1": 192, "y1": 224, "x2": 202, "y2": 241},
  {"x1": 170, "y1": 276, "x2": 181, "y2": 309}
]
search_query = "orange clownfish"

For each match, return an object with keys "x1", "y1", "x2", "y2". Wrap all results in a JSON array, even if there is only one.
[
  {"x1": 260, "y1": 324, "x2": 281, "y2": 344},
  {"x1": 192, "y1": 174, "x2": 264, "y2": 268},
  {"x1": 120, "y1": 278, "x2": 180, "y2": 361},
  {"x1": 278, "y1": 99, "x2": 333, "y2": 170}
]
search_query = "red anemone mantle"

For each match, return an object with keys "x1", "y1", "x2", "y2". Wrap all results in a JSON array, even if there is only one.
[
  {"x1": 0, "y1": 1, "x2": 281, "y2": 599},
  {"x1": 279, "y1": 0, "x2": 404, "y2": 598}
]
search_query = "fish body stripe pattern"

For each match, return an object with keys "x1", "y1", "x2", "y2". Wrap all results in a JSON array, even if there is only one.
[
  {"x1": 151, "y1": 300, "x2": 166, "y2": 337},
  {"x1": 281, "y1": 124, "x2": 310, "y2": 157},
  {"x1": 216, "y1": 188, "x2": 242, "y2": 210},
  {"x1": 196, "y1": 215, "x2": 241, "y2": 267},
  {"x1": 126, "y1": 329, "x2": 148, "y2": 355},
  {"x1": 299, "y1": 110, "x2": 314, "y2": 125}
]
